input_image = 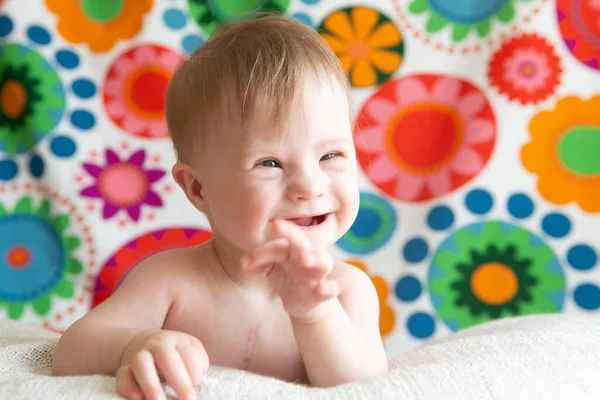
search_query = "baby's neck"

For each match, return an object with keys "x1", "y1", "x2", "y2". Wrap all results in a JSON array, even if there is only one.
[{"x1": 206, "y1": 239, "x2": 274, "y2": 295}]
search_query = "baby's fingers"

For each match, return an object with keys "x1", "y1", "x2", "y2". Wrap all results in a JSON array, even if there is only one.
[
  {"x1": 178, "y1": 343, "x2": 209, "y2": 387},
  {"x1": 153, "y1": 347, "x2": 195, "y2": 400},
  {"x1": 130, "y1": 350, "x2": 165, "y2": 400},
  {"x1": 116, "y1": 365, "x2": 143, "y2": 400},
  {"x1": 240, "y1": 238, "x2": 289, "y2": 274},
  {"x1": 296, "y1": 251, "x2": 333, "y2": 281}
]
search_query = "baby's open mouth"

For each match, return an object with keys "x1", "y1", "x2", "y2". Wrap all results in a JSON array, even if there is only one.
[{"x1": 287, "y1": 214, "x2": 329, "y2": 227}]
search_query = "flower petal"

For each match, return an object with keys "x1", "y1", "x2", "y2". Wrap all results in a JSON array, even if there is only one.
[
  {"x1": 127, "y1": 150, "x2": 146, "y2": 166},
  {"x1": 394, "y1": 171, "x2": 425, "y2": 201},
  {"x1": 122, "y1": 116, "x2": 146, "y2": 134},
  {"x1": 8, "y1": 303, "x2": 24, "y2": 320},
  {"x1": 103, "y1": 202, "x2": 120, "y2": 219},
  {"x1": 32, "y1": 295, "x2": 51, "y2": 316},
  {"x1": 159, "y1": 51, "x2": 182, "y2": 71},
  {"x1": 105, "y1": 149, "x2": 120, "y2": 164},
  {"x1": 457, "y1": 91, "x2": 486, "y2": 119},
  {"x1": 324, "y1": 11, "x2": 355, "y2": 42},
  {"x1": 450, "y1": 147, "x2": 483, "y2": 175},
  {"x1": 144, "y1": 191, "x2": 163, "y2": 207},
  {"x1": 80, "y1": 185, "x2": 102, "y2": 198},
  {"x1": 426, "y1": 168, "x2": 452, "y2": 196},
  {"x1": 127, "y1": 206, "x2": 141, "y2": 221},
  {"x1": 112, "y1": 57, "x2": 135, "y2": 78},
  {"x1": 321, "y1": 33, "x2": 349, "y2": 54},
  {"x1": 369, "y1": 50, "x2": 402, "y2": 74},
  {"x1": 133, "y1": 45, "x2": 156, "y2": 65},
  {"x1": 365, "y1": 98, "x2": 397, "y2": 125},
  {"x1": 149, "y1": 121, "x2": 168, "y2": 138},
  {"x1": 352, "y1": 7, "x2": 380, "y2": 41},
  {"x1": 105, "y1": 100, "x2": 125, "y2": 118},
  {"x1": 146, "y1": 169, "x2": 166, "y2": 183},
  {"x1": 351, "y1": 60, "x2": 377, "y2": 87},
  {"x1": 354, "y1": 125, "x2": 386, "y2": 154},
  {"x1": 83, "y1": 163, "x2": 103, "y2": 178},
  {"x1": 367, "y1": 22, "x2": 402, "y2": 49},
  {"x1": 366, "y1": 156, "x2": 398, "y2": 184},
  {"x1": 395, "y1": 77, "x2": 428, "y2": 106},
  {"x1": 338, "y1": 55, "x2": 354, "y2": 72},
  {"x1": 430, "y1": 77, "x2": 461, "y2": 104},
  {"x1": 465, "y1": 118, "x2": 495, "y2": 144}
]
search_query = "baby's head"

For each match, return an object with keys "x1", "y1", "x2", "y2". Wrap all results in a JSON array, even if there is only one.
[{"x1": 166, "y1": 14, "x2": 360, "y2": 253}]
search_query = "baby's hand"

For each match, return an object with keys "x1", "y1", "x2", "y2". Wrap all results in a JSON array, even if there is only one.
[
  {"x1": 116, "y1": 330, "x2": 208, "y2": 400},
  {"x1": 241, "y1": 219, "x2": 340, "y2": 324}
]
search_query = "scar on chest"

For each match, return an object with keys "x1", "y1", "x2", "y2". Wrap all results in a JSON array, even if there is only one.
[{"x1": 241, "y1": 327, "x2": 257, "y2": 370}]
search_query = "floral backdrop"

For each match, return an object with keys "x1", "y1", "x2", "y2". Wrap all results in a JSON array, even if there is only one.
[{"x1": 0, "y1": 0, "x2": 599, "y2": 358}]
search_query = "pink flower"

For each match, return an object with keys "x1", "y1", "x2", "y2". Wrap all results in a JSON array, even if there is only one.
[
  {"x1": 503, "y1": 48, "x2": 551, "y2": 93},
  {"x1": 103, "y1": 44, "x2": 183, "y2": 139},
  {"x1": 80, "y1": 148, "x2": 166, "y2": 221},
  {"x1": 354, "y1": 75, "x2": 496, "y2": 202}
]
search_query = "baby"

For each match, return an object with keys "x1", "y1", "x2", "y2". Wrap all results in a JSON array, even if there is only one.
[{"x1": 52, "y1": 14, "x2": 389, "y2": 400}]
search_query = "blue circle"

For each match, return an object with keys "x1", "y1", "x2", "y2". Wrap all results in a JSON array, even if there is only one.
[
  {"x1": 50, "y1": 136, "x2": 76, "y2": 158},
  {"x1": 26, "y1": 25, "x2": 51, "y2": 45},
  {"x1": 427, "y1": 205, "x2": 454, "y2": 231},
  {"x1": 301, "y1": 0, "x2": 320, "y2": 3},
  {"x1": 56, "y1": 50, "x2": 80, "y2": 69},
  {"x1": 573, "y1": 284, "x2": 600, "y2": 310},
  {"x1": 163, "y1": 8, "x2": 187, "y2": 29},
  {"x1": 29, "y1": 155, "x2": 44, "y2": 178},
  {"x1": 71, "y1": 79, "x2": 96, "y2": 99},
  {"x1": 70, "y1": 110, "x2": 95, "y2": 130},
  {"x1": 567, "y1": 245, "x2": 597, "y2": 271},
  {"x1": 428, "y1": 0, "x2": 509, "y2": 24},
  {"x1": 465, "y1": 189, "x2": 493, "y2": 215},
  {"x1": 182, "y1": 34, "x2": 204, "y2": 54},
  {"x1": 351, "y1": 208, "x2": 380, "y2": 238},
  {"x1": 407, "y1": 312, "x2": 435, "y2": 339},
  {"x1": 395, "y1": 276, "x2": 422, "y2": 302},
  {"x1": 541, "y1": 213, "x2": 571, "y2": 238},
  {"x1": 403, "y1": 237, "x2": 428, "y2": 263},
  {"x1": 0, "y1": 215, "x2": 65, "y2": 301},
  {"x1": 336, "y1": 192, "x2": 397, "y2": 255},
  {"x1": 507, "y1": 193, "x2": 534, "y2": 219},
  {"x1": 0, "y1": 15, "x2": 13, "y2": 37},
  {"x1": 291, "y1": 12, "x2": 313, "y2": 27},
  {"x1": 0, "y1": 159, "x2": 18, "y2": 181}
]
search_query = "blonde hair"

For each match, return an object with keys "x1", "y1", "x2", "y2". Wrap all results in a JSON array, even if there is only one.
[{"x1": 165, "y1": 13, "x2": 350, "y2": 162}]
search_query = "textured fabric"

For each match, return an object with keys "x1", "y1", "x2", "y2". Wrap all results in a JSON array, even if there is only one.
[
  {"x1": 2, "y1": 314, "x2": 600, "y2": 399},
  {"x1": 1, "y1": 0, "x2": 600, "y2": 359}
]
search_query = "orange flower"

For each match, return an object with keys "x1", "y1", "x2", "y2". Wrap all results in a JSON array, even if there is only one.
[
  {"x1": 521, "y1": 95, "x2": 600, "y2": 212},
  {"x1": 345, "y1": 259, "x2": 396, "y2": 337},
  {"x1": 45, "y1": 0, "x2": 154, "y2": 53},
  {"x1": 318, "y1": 6, "x2": 404, "y2": 88}
]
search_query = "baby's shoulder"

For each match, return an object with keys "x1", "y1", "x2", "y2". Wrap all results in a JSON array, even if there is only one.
[{"x1": 332, "y1": 260, "x2": 374, "y2": 294}]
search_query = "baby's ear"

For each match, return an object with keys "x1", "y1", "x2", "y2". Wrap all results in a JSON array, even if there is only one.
[{"x1": 172, "y1": 163, "x2": 208, "y2": 213}]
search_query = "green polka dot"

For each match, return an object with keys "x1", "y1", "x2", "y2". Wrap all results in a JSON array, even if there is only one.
[
  {"x1": 558, "y1": 126, "x2": 600, "y2": 176},
  {"x1": 81, "y1": 0, "x2": 124, "y2": 23}
]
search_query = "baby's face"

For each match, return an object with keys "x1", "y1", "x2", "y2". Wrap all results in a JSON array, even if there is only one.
[{"x1": 198, "y1": 76, "x2": 360, "y2": 253}]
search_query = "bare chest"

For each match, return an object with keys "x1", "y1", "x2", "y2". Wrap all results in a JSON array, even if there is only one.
[{"x1": 165, "y1": 292, "x2": 308, "y2": 384}]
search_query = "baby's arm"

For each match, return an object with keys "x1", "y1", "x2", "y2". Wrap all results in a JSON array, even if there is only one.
[
  {"x1": 291, "y1": 263, "x2": 389, "y2": 386},
  {"x1": 52, "y1": 250, "x2": 206, "y2": 400}
]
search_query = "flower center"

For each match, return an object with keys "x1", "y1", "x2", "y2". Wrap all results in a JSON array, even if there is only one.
[
  {"x1": 80, "y1": 0, "x2": 124, "y2": 22},
  {"x1": 126, "y1": 66, "x2": 171, "y2": 118},
  {"x1": 6, "y1": 245, "x2": 31, "y2": 269},
  {"x1": 1, "y1": 80, "x2": 27, "y2": 119},
  {"x1": 98, "y1": 163, "x2": 148, "y2": 207},
  {"x1": 348, "y1": 41, "x2": 370, "y2": 61},
  {"x1": 470, "y1": 262, "x2": 518, "y2": 305},
  {"x1": 387, "y1": 104, "x2": 463, "y2": 173},
  {"x1": 558, "y1": 126, "x2": 600, "y2": 177},
  {"x1": 519, "y1": 62, "x2": 537, "y2": 77}
]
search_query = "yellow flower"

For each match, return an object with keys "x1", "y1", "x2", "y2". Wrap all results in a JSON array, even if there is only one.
[
  {"x1": 318, "y1": 6, "x2": 404, "y2": 88},
  {"x1": 345, "y1": 259, "x2": 396, "y2": 337},
  {"x1": 521, "y1": 95, "x2": 600, "y2": 212},
  {"x1": 45, "y1": 0, "x2": 154, "y2": 53}
]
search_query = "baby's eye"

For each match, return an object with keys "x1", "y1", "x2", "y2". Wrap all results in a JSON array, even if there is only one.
[
  {"x1": 260, "y1": 159, "x2": 281, "y2": 168},
  {"x1": 320, "y1": 152, "x2": 339, "y2": 162}
]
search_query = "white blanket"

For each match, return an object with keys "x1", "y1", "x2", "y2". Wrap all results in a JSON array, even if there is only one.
[{"x1": 1, "y1": 314, "x2": 599, "y2": 399}]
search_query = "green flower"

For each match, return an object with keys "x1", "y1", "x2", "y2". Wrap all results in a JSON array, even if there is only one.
[
  {"x1": 428, "y1": 221, "x2": 565, "y2": 331},
  {"x1": 0, "y1": 44, "x2": 65, "y2": 154},
  {"x1": 408, "y1": 0, "x2": 533, "y2": 42},
  {"x1": 0, "y1": 195, "x2": 83, "y2": 319},
  {"x1": 187, "y1": 0, "x2": 291, "y2": 36}
]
